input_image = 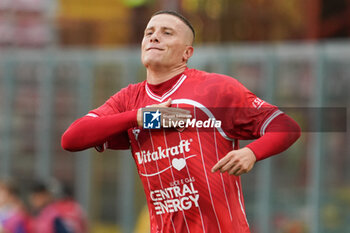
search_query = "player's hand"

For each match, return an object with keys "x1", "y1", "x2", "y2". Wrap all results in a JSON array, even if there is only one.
[
  {"x1": 137, "y1": 98, "x2": 192, "y2": 128},
  {"x1": 211, "y1": 147, "x2": 257, "y2": 176}
]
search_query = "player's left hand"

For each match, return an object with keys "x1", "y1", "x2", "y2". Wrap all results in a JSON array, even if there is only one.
[{"x1": 211, "y1": 147, "x2": 257, "y2": 176}]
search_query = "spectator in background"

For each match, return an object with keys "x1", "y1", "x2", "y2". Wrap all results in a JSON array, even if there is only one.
[
  {"x1": 0, "y1": 178, "x2": 31, "y2": 233},
  {"x1": 28, "y1": 181, "x2": 87, "y2": 233},
  {"x1": 53, "y1": 184, "x2": 88, "y2": 233}
]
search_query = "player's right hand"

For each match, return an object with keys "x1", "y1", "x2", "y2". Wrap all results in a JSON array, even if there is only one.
[
  {"x1": 211, "y1": 147, "x2": 256, "y2": 176},
  {"x1": 137, "y1": 98, "x2": 192, "y2": 128}
]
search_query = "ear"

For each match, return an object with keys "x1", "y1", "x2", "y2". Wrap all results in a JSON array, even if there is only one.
[{"x1": 183, "y1": 46, "x2": 194, "y2": 62}]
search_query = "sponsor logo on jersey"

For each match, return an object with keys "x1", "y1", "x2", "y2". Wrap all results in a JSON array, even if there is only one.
[
  {"x1": 136, "y1": 139, "x2": 198, "y2": 176},
  {"x1": 151, "y1": 178, "x2": 199, "y2": 215},
  {"x1": 135, "y1": 139, "x2": 191, "y2": 165},
  {"x1": 252, "y1": 97, "x2": 265, "y2": 109}
]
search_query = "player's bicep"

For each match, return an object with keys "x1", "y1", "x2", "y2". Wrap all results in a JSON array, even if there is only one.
[
  {"x1": 89, "y1": 100, "x2": 119, "y2": 117},
  {"x1": 233, "y1": 95, "x2": 280, "y2": 139}
]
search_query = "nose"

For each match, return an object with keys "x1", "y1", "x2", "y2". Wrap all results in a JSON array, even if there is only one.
[{"x1": 150, "y1": 31, "x2": 160, "y2": 43}]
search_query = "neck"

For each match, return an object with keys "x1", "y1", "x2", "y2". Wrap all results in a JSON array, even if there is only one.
[{"x1": 146, "y1": 64, "x2": 187, "y2": 85}]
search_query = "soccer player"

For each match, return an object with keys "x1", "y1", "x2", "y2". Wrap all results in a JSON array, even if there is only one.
[{"x1": 61, "y1": 10, "x2": 301, "y2": 233}]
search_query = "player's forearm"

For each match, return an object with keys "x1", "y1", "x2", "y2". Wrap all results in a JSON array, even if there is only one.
[
  {"x1": 61, "y1": 110, "x2": 138, "y2": 152},
  {"x1": 246, "y1": 114, "x2": 301, "y2": 161}
]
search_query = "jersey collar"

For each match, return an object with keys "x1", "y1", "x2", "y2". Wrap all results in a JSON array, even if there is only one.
[{"x1": 145, "y1": 73, "x2": 187, "y2": 102}]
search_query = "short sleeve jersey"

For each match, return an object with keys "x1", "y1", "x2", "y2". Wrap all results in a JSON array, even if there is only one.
[{"x1": 90, "y1": 69, "x2": 282, "y2": 233}]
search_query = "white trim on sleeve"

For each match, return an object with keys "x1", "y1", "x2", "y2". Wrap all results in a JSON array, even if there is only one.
[
  {"x1": 260, "y1": 110, "x2": 283, "y2": 136},
  {"x1": 86, "y1": 113, "x2": 99, "y2": 117}
]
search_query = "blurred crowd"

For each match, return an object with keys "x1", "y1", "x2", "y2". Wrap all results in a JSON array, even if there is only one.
[{"x1": 0, "y1": 178, "x2": 88, "y2": 233}]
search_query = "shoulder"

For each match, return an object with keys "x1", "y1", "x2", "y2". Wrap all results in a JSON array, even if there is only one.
[
  {"x1": 54, "y1": 200, "x2": 84, "y2": 215},
  {"x1": 37, "y1": 203, "x2": 60, "y2": 219},
  {"x1": 111, "y1": 81, "x2": 145, "y2": 98},
  {"x1": 90, "y1": 81, "x2": 145, "y2": 115},
  {"x1": 108, "y1": 81, "x2": 145, "y2": 107},
  {"x1": 186, "y1": 68, "x2": 245, "y2": 91},
  {"x1": 187, "y1": 68, "x2": 240, "y2": 83}
]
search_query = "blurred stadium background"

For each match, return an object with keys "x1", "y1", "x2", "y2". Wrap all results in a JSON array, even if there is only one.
[{"x1": 0, "y1": 0, "x2": 349, "y2": 232}]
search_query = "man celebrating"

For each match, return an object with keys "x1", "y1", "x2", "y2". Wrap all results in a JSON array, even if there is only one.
[{"x1": 62, "y1": 10, "x2": 300, "y2": 233}]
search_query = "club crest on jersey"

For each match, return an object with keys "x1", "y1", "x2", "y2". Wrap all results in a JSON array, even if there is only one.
[
  {"x1": 143, "y1": 110, "x2": 161, "y2": 129},
  {"x1": 132, "y1": 128, "x2": 140, "y2": 141}
]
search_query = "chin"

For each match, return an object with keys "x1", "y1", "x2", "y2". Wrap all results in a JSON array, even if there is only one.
[{"x1": 142, "y1": 57, "x2": 163, "y2": 68}]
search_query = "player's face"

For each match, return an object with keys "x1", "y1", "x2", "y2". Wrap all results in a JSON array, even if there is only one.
[{"x1": 141, "y1": 14, "x2": 193, "y2": 69}]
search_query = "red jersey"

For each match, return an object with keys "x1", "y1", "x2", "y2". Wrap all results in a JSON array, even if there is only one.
[{"x1": 90, "y1": 69, "x2": 281, "y2": 233}]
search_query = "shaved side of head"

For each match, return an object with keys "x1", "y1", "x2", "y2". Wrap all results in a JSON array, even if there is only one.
[{"x1": 153, "y1": 10, "x2": 195, "y2": 44}]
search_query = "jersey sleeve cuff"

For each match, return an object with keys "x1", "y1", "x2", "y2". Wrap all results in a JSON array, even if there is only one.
[
  {"x1": 259, "y1": 109, "x2": 283, "y2": 136},
  {"x1": 245, "y1": 144, "x2": 261, "y2": 161}
]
